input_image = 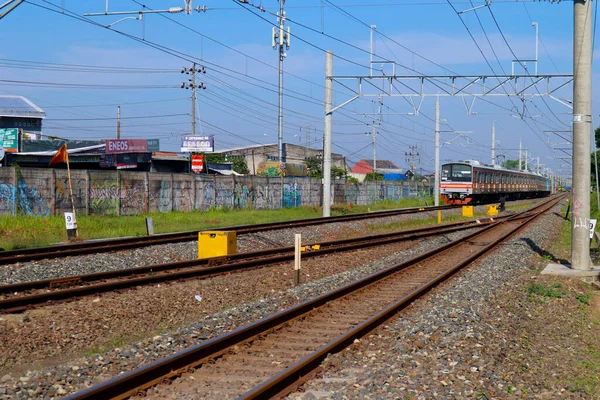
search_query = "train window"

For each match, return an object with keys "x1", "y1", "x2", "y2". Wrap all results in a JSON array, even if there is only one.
[
  {"x1": 441, "y1": 167, "x2": 449, "y2": 181},
  {"x1": 477, "y1": 172, "x2": 483, "y2": 183},
  {"x1": 443, "y1": 164, "x2": 472, "y2": 182}
]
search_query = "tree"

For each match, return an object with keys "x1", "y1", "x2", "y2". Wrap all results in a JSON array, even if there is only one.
[
  {"x1": 502, "y1": 159, "x2": 520, "y2": 169},
  {"x1": 231, "y1": 157, "x2": 250, "y2": 175},
  {"x1": 204, "y1": 153, "x2": 249, "y2": 175},
  {"x1": 364, "y1": 172, "x2": 383, "y2": 181},
  {"x1": 303, "y1": 156, "x2": 347, "y2": 179},
  {"x1": 331, "y1": 166, "x2": 347, "y2": 180},
  {"x1": 304, "y1": 156, "x2": 322, "y2": 178},
  {"x1": 347, "y1": 176, "x2": 359, "y2": 185},
  {"x1": 595, "y1": 126, "x2": 600, "y2": 149}
]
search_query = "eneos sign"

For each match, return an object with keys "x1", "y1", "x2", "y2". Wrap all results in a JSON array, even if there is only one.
[{"x1": 105, "y1": 139, "x2": 148, "y2": 153}]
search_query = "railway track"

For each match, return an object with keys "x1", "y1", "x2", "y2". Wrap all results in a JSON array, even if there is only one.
[
  {"x1": 0, "y1": 215, "x2": 503, "y2": 313},
  {"x1": 64, "y1": 194, "x2": 565, "y2": 400},
  {"x1": 0, "y1": 205, "x2": 457, "y2": 266}
]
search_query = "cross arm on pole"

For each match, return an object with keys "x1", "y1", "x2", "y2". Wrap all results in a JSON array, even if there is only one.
[
  {"x1": 328, "y1": 94, "x2": 360, "y2": 115},
  {"x1": 0, "y1": 0, "x2": 23, "y2": 19}
]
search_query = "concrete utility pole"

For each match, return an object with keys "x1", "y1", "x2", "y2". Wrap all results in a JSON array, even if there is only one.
[
  {"x1": 491, "y1": 121, "x2": 496, "y2": 165},
  {"x1": 405, "y1": 146, "x2": 420, "y2": 180},
  {"x1": 533, "y1": 22, "x2": 539, "y2": 75},
  {"x1": 519, "y1": 138, "x2": 522, "y2": 170},
  {"x1": 181, "y1": 63, "x2": 206, "y2": 135},
  {"x1": 367, "y1": 125, "x2": 377, "y2": 171},
  {"x1": 191, "y1": 66, "x2": 196, "y2": 135},
  {"x1": 274, "y1": 0, "x2": 290, "y2": 162},
  {"x1": 572, "y1": 0, "x2": 593, "y2": 269},
  {"x1": 117, "y1": 106, "x2": 121, "y2": 139},
  {"x1": 323, "y1": 50, "x2": 333, "y2": 217},
  {"x1": 369, "y1": 24, "x2": 376, "y2": 77},
  {"x1": 366, "y1": 96, "x2": 382, "y2": 172},
  {"x1": 434, "y1": 99, "x2": 440, "y2": 206},
  {"x1": 525, "y1": 150, "x2": 528, "y2": 171}
]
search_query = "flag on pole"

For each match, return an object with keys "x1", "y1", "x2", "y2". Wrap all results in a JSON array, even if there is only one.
[{"x1": 49, "y1": 143, "x2": 68, "y2": 165}]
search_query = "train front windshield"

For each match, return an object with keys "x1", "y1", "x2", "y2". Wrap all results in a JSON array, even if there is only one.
[{"x1": 441, "y1": 164, "x2": 472, "y2": 182}]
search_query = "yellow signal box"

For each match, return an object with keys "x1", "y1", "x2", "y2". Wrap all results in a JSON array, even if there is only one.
[
  {"x1": 462, "y1": 206, "x2": 474, "y2": 217},
  {"x1": 198, "y1": 231, "x2": 237, "y2": 259}
]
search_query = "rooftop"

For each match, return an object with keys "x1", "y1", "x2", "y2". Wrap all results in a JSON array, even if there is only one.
[{"x1": 0, "y1": 96, "x2": 46, "y2": 119}]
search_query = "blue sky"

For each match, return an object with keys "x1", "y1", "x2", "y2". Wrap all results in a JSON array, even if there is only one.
[{"x1": 0, "y1": 0, "x2": 590, "y2": 177}]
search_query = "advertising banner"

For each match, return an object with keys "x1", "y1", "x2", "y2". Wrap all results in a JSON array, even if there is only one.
[
  {"x1": 147, "y1": 139, "x2": 160, "y2": 151},
  {"x1": 191, "y1": 154, "x2": 204, "y2": 173},
  {"x1": 105, "y1": 139, "x2": 148, "y2": 153},
  {"x1": 181, "y1": 135, "x2": 214, "y2": 153},
  {"x1": 0, "y1": 128, "x2": 18, "y2": 152},
  {"x1": 116, "y1": 154, "x2": 138, "y2": 169},
  {"x1": 100, "y1": 154, "x2": 139, "y2": 169}
]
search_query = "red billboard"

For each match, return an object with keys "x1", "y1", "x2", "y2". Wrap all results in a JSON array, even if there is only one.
[
  {"x1": 191, "y1": 154, "x2": 204, "y2": 173},
  {"x1": 105, "y1": 139, "x2": 148, "y2": 153}
]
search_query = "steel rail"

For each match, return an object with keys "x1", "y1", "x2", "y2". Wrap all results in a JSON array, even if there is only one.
[
  {"x1": 242, "y1": 197, "x2": 562, "y2": 399},
  {"x1": 0, "y1": 205, "x2": 457, "y2": 265},
  {"x1": 64, "y1": 195, "x2": 564, "y2": 400},
  {"x1": 0, "y1": 216, "x2": 501, "y2": 313}
]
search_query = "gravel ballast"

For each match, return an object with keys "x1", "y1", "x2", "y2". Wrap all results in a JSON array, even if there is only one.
[
  {"x1": 291, "y1": 198, "x2": 598, "y2": 399},
  {"x1": 1, "y1": 198, "x2": 585, "y2": 399},
  {"x1": 0, "y1": 204, "x2": 497, "y2": 286}
]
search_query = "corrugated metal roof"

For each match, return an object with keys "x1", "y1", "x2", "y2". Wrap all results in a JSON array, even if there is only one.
[
  {"x1": 361, "y1": 159, "x2": 400, "y2": 169},
  {"x1": 18, "y1": 144, "x2": 105, "y2": 155},
  {"x1": 0, "y1": 96, "x2": 45, "y2": 118},
  {"x1": 22, "y1": 139, "x2": 103, "y2": 152}
]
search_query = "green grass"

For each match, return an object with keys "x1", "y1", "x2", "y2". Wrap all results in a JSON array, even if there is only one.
[
  {"x1": 527, "y1": 283, "x2": 566, "y2": 300},
  {"x1": 567, "y1": 348, "x2": 600, "y2": 395},
  {"x1": 0, "y1": 197, "x2": 434, "y2": 250},
  {"x1": 576, "y1": 293, "x2": 594, "y2": 305}
]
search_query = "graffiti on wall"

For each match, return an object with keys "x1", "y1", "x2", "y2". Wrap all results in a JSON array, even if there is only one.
[
  {"x1": 217, "y1": 182, "x2": 233, "y2": 208},
  {"x1": 199, "y1": 181, "x2": 215, "y2": 209},
  {"x1": 232, "y1": 182, "x2": 277, "y2": 209},
  {"x1": 254, "y1": 184, "x2": 271, "y2": 209},
  {"x1": 0, "y1": 179, "x2": 51, "y2": 216},
  {"x1": 158, "y1": 179, "x2": 172, "y2": 213},
  {"x1": 90, "y1": 180, "x2": 119, "y2": 214},
  {"x1": 234, "y1": 182, "x2": 252, "y2": 209},
  {"x1": 173, "y1": 180, "x2": 193, "y2": 211},
  {"x1": 0, "y1": 183, "x2": 16, "y2": 215},
  {"x1": 55, "y1": 177, "x2": 86, "y2": 210},
  {"x1": 1, "y1": 167, "x2": 430, "y2": 217},
  {"x1": 120, "y1": 181, "x2": 147, "y2": 212},
  {"x1": 282, "y1": 182, "x2": 301, "y2": 208},
  {"x1": 345, "y1": 184, "x2": 359, "y2": 205},
  {"x1": 386, "y1": 185, "x2": 401, "y2": 202},
  {"x1": 16, "y1": 179, "x2": 50, "y2": 216}
]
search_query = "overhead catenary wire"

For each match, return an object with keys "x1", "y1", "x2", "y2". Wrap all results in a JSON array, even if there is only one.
[{"x1": 18, "y1": 0, "x2": 570, "y2": 169}]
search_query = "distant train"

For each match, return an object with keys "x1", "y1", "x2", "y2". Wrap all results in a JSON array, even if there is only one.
[{"x1": 440, "y1": 160, "x2": 551, "y2": 205}]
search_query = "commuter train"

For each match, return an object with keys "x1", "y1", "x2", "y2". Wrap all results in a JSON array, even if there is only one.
[{"x1": 440, "y1": 160, "x2": 551, "y2": 205}]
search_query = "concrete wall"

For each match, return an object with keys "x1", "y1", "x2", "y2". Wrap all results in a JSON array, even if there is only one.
[{"x1": 0, "y1": 167, "x2": 432, "y2": 216}]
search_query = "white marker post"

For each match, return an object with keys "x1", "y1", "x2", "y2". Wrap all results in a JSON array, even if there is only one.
[
  {"x1": 64, "y1": 212, "x2": 77, "y2": 240},
  {"x1": 146, "y1": 217, "x2": 154, "y2": 236},
  {"x1": 294, "y1": 234, "x2": 301, "y2": 286}
]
